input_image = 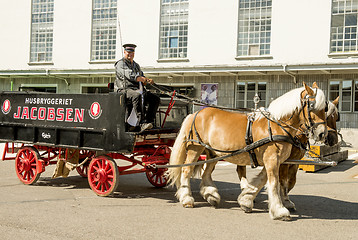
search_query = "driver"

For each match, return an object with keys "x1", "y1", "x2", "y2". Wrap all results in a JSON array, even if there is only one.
[{"x1": 114, "y1": 44, "x2": 160, "y2": 132}]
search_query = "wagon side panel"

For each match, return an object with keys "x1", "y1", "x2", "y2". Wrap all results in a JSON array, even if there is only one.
[{"x1": 0, "y1": 91, "x2": 134, "y2": 152}]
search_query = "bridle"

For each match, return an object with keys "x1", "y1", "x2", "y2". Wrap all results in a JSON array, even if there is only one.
[{"x1": 299, "y1": 89, "x2": 327, "y2": 136}]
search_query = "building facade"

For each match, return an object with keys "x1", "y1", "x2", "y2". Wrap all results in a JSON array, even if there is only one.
[{"x1": 1, "y1": 0, "x2": 358, "y2": 144}]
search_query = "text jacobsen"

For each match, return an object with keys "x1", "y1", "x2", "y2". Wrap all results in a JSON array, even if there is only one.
[{"x1": 13, "y1": 106, "x2": 85, "y2": 122}]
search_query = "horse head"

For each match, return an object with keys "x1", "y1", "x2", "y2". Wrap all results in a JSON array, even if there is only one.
[
  {"x1": 299, "y1": 82, "x2": 327, "y2": 142},
  {"x1": 325, "y1": 96, "x2": 340, "y2": 146}
]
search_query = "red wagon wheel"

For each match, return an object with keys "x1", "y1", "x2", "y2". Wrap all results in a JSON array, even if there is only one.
[
  {"x1": 76, "y1": 150, "x2": 95, "y2": 178},
  {"x1": 146, "y1": 164, "x2": 168, "y2": 188},
  {"x1": 15, "y1": 146, "x2": 41, "y2": 185},
  {"x1": 88, "y1": 155, "x2": 119, "y2": 197}
]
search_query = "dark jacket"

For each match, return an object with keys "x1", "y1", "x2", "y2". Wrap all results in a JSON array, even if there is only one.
[{"x1": 114, "y1": 58, "x2": 145, "y2": 91}]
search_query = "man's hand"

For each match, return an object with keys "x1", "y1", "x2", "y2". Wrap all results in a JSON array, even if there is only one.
[
  {"x1": 145, "y1": 78, "x2": 154, "y2": 85},
  {"x1": 137, "y1": 76, "x2": 154, "y2": 85}
]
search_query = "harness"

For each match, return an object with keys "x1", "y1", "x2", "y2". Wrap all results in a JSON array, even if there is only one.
[
  {"x1": 185, "y1": 109, "x2": 304, "y2": 168},
  {"x1": 184, "y1": 91, "x2": 326, "y2": 168}
]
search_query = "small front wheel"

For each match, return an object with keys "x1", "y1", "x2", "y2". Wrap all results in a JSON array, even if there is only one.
[
  {"x1": 15, "y1": 146, "x2": 41, "y2": 185},
  {"x1": 88, "y1": 155, "x2": 119, "y2": 197},
  {"x1": 76, "y1": 150, "x2": 95, "y2": 178}
]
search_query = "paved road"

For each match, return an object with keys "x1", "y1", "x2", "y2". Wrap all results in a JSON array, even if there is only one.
[{"x1": 0, "y1": 151, "x2": 358, "y2": 240}]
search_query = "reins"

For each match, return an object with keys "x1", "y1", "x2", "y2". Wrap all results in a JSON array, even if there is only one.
[
  {"x1": 147, "y1": 85, "x2": 328, "y2": 169},
  {"x1": 150, "y1": 83, "x2": 254, "y2": 113}
]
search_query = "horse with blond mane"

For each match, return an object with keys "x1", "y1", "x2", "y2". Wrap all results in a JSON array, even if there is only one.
[
  {"x1": 167, "y1": 82, "x2": 327, "y2": 220},
  {"x1": 235, "y1": 94, "x2": 340, "y2": 212}
]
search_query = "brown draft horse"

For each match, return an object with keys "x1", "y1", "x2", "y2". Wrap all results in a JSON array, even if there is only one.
[
  {"x1": 168, "y1": 82, "x2": 327, "y2": 220},
  {"x1": 236, "y1": 94, "x2": 340, "y2": 212},
  {"x1": 277, "y1": 96, "x2": 340, "y2": 210}
]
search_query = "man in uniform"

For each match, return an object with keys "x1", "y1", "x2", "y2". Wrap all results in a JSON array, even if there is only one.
[{"x1": 114, "y1": 43, "x2": 160, "y2": 132}]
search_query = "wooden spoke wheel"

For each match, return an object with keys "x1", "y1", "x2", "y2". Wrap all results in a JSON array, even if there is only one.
[
  {"x1": 88, "y1": 156, "x2": 119, "y2": 197},
  {"x1": 76, "y1": 150, "x2": 95, "y2": 178},
  {"x1": 146, "y1": 164, "x2": 168, "y2": 188},
  {"x1": 76, "y1": 162, "x2": 89, "y2": 178},
  {"x1": 15, "y1": 146, "x2": 41, "y2": 185}
]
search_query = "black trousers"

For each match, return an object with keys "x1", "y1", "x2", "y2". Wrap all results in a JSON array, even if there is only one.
[{"x1": 126, "y1": 89, "x2": 160, "y2": 125}]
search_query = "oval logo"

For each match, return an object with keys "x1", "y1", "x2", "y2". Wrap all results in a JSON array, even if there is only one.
[
  {"x1": 89, "y1": 102, "x2": 102, "y2": 119},
  {"x1": 2, "y1": 99, "x2": 11, "y2": 114}
]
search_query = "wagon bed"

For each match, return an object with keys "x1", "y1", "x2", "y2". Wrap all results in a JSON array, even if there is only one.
[{"x1": 0, "y1": 90, "x2": 184, "y2": 196}]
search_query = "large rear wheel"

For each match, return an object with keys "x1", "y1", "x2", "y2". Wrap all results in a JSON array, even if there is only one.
[
  {"x1": 15, "y1": 146, "x2": 41, "y2": 185},
  {"x1": 88, "y1": 155, "x2": 119, "y2": 197}
]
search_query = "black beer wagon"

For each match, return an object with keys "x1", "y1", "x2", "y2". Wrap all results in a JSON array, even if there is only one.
[{"x1": 0, "y1": 90, "x2": 187, "y2": 196}]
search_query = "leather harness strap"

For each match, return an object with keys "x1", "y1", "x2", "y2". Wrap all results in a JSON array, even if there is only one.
[
  {"x1": 245, "y1": 117, "x2": 259, "y2": 168},
  {"x1": 185, "y1": 109, "x2": 306, "y2": 168}
]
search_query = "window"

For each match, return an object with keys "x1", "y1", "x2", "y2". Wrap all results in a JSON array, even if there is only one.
[
  {"x1": 159, "y1": 0, "x2": 189, "y2": 59},
  {"x1": 236, "y1": 81, "x2": 266, "y2": 108},
  {"x1": 19, "y1": 84, "x2": 57, "y2": 93},
  {"x1": 237, "y1": 0, "x2": 272, "y2": 57},
  {"x1": 329, "y1": 80, "x2": 358, "y2": 112},
  {"x1": 331, "y1": 0, "x2": 358, "y2": 53},
  {"x1": 30, "y1": 0, "x2": 54, "y2": 63},
  {"x1": 91, "y1": 0, "x2": 117, "y2": 61},
  {"x1": 81, "y1": 85, "x2": 109, "y2": 93}
]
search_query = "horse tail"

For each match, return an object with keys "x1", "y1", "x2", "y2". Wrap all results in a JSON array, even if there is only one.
[{"x1": 167, "y1": 114, "x2": 193, "y2": 188}]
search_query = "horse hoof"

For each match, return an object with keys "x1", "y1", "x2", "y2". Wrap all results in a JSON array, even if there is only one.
[
  {"x1": 275, "y1": 215, "x2": 292, "y2": 221},
  {"x1": 238, "y1": 195, "x2": 254, "y2": 213},
  {"x1": 270, "y1": 207, "x2": 291, "y2": 220},
  {"x1": 182, "y1": 196, "x2": 194, "y2": 208},
  {"x1": 283, "y1": 200, "x2": 296, "y2": 211},
  {"x1": 287, "y1": 206, "x2": 296, "y2": 212},
  {"x1": 207, "y1": 195, "x2": 220, "y2": 208},
  {"x1": 240, "y1": 205, "x2": 252, "y2": 213}
]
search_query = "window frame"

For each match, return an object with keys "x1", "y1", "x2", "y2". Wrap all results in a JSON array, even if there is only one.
[
  {"x1": 236, "y1": 0, "x2": 272, "y2": 59},
  {"x1": 90, "y1": 0, "x2": 118, "y2": 62},
  {"x1": 235, "y1": 81, "x2": 267, "y2": 109},
  {"x1": 29, "y1": 0, "x2": 54, "y2": 64},
  {"x1": 158, "y1": 0, "x2": 189, "y2": 61},
  {"x1": 19, "y1": 84, "x2": 58, "y2": 93},
  {"x1": 80, "y1": 83, "x2": 109, "y2": 94},
  {"x1": 329, "y1": 0, "x2": 358, "y2": 56},
  {"x1": 328, "y1": 79, "x2": 358, "y2": 112}
]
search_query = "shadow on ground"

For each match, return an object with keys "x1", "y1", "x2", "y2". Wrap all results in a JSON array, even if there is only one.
[{"x1": 32, "y1": 173, "x2": 358, "y2": 221}]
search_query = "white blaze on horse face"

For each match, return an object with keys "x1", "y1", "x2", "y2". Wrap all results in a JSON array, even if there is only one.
[
  {"x1": 305, "y1": 87, "x2": 327, "y2": 143},
  {"x1": 310, "y1": 123, "x2": 327, "y2": 142}
]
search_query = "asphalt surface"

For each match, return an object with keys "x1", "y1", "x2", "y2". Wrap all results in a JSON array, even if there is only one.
[{"x1": 0, "y1": 149, "x2": 358, "y2": 240}]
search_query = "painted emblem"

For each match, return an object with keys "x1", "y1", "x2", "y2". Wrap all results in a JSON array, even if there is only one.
[
  {"x1": 89, "y1": 102, "x2": 102, "y2": 119},
  {"x1": 2, "y1": 99, "x2": 11, "y2": 114}
]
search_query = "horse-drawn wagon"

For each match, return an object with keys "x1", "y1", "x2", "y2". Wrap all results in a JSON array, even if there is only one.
[
  {"x1": 0, "y1": 90, "x2": 185, "y2": 196},
  {"x1": 1, "y1": 82, "x2": 344, "y2": 220}
]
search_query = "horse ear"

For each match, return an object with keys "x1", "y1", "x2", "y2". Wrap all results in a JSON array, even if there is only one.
[
  {"x1": 333, "y1": 96, "x2": 340, "y2": 106},
  {"x1": 303, "y1": 82, "x2": 314, "y2": 96},
  {"x1": 312, "y1": 82, "x2": 319, "y2": 89}
]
